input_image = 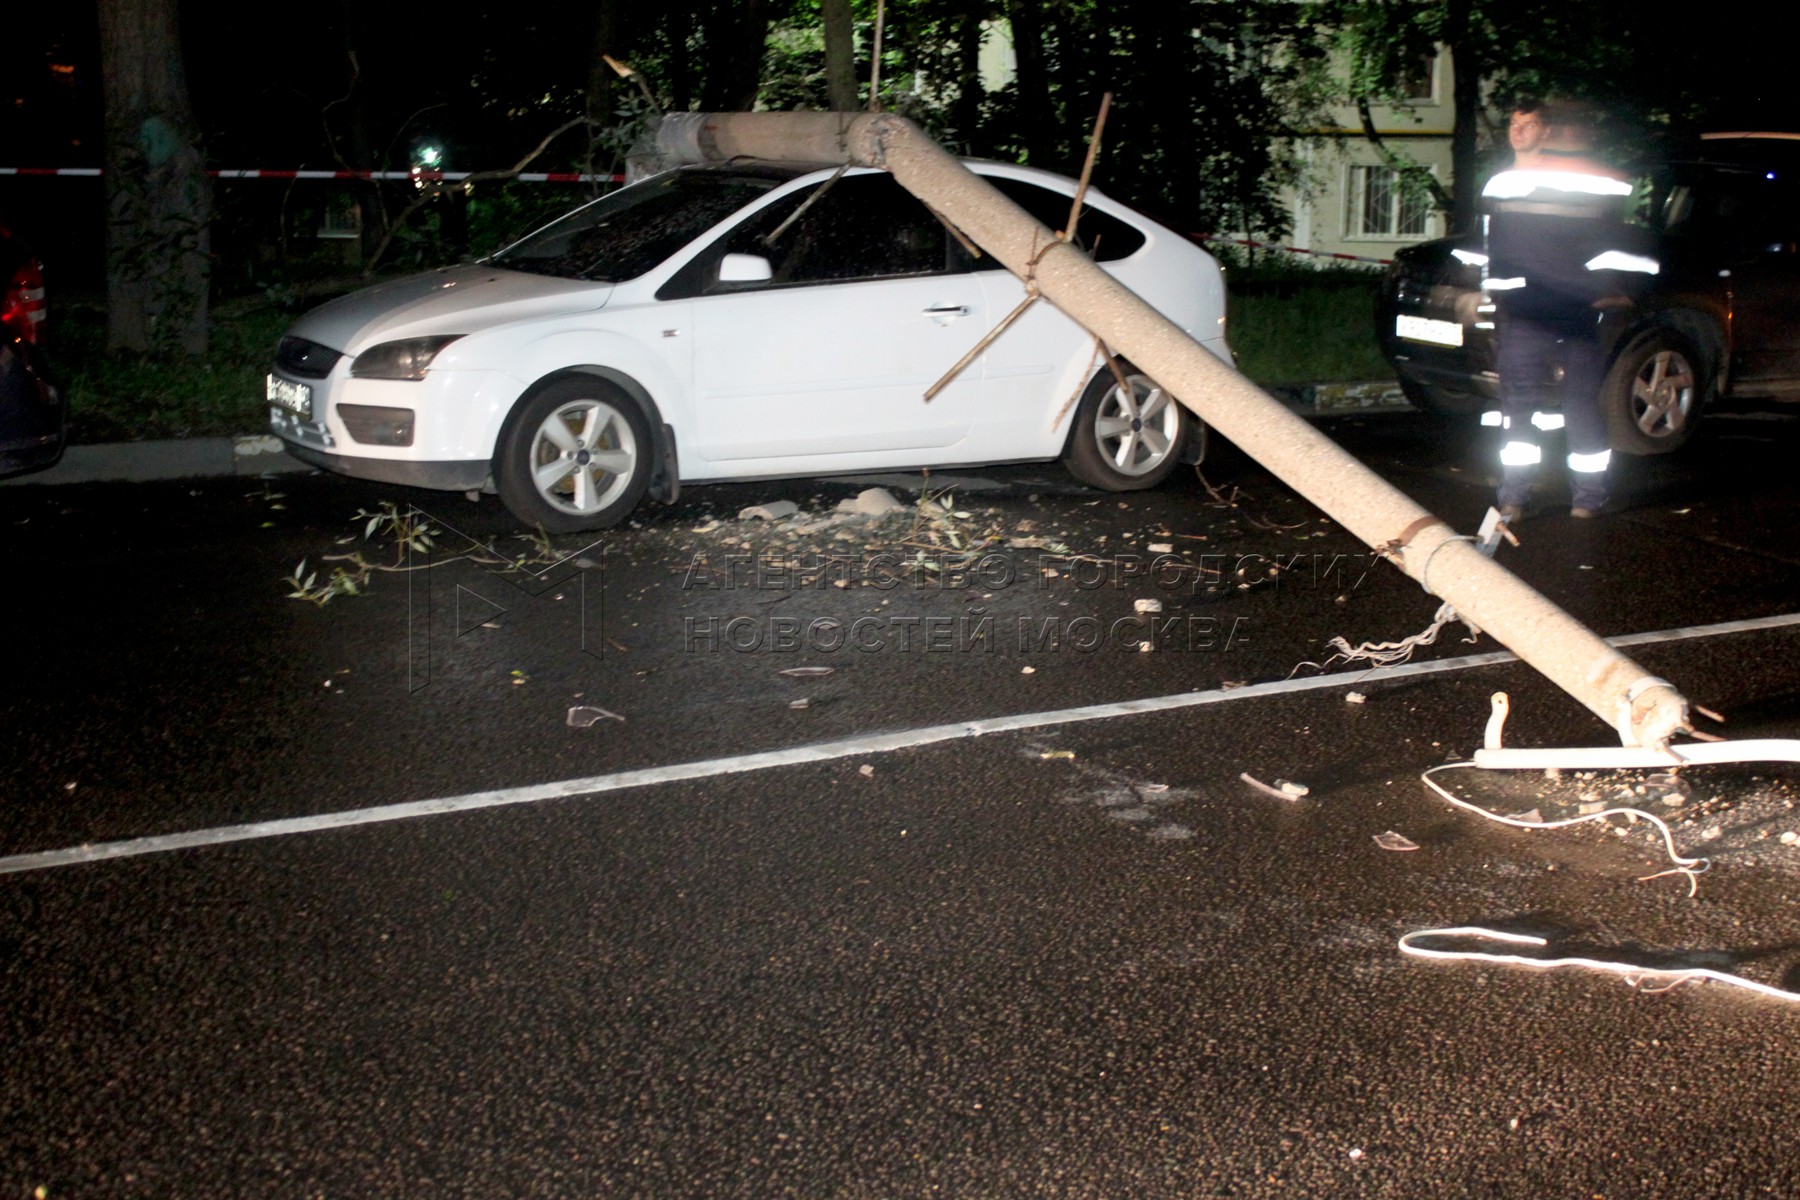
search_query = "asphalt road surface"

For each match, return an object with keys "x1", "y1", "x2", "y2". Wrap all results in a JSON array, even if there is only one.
[{"x1": 3, "y1": 410, "x2": 1799, "y2": 1198}]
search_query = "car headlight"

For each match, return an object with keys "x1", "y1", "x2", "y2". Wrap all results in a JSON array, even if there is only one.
[{"x1": 350, "y1": 335, "x2": 464, "y2": 380}]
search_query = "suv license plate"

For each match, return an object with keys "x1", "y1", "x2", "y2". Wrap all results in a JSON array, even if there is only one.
[
  {"x1": 1395, "y1": 315, "x2": 1463, "y2": 347},
  {"x1": 266, "y1": 374, "x2": 312, "y2": 419}
]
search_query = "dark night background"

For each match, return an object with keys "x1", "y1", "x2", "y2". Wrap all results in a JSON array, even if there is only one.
[{"x1": 5, "y1": 3, "x2": 1798, "y2": 297}]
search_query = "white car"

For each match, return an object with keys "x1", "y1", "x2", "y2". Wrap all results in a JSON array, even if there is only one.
[{"x1": 268, "y1": 160, "x2": 1232, "y2": 531}]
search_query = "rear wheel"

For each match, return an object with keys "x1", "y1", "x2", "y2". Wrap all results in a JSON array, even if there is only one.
[
  {"x1": 1062, "y1": 366, "x2": 1189, "y2": 491},
  {"x1": 1603, "y1": 329, "x2": 1704, "y2": 455},
  {"x1": 495, "y1": 377, "x2": 652, "y2": 532}
]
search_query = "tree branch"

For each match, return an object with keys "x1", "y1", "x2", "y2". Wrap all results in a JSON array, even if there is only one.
[{"x1": 363, "y1": 117, "x2": 602, "y2": 275}]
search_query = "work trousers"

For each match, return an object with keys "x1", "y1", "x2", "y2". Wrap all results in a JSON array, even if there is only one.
[{"x1": 1493, "y1": 310, "x2": 1610, "y2": 511}]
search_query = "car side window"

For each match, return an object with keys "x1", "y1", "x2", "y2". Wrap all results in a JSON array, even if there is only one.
[
  {"x1": 660, "y1": 173, "x2": 960, "y2": 299},
  {"x1": 963, "y1": 178, "x2": 1148, "y2": 268},
  {"x1": 1667, "y1": 172, "x2": 1798, "y2": 256}
]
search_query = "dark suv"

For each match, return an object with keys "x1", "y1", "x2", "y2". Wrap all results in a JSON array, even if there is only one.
[{"x1": 1377, "y1": 133, "x2": 1800, "y2": 454}]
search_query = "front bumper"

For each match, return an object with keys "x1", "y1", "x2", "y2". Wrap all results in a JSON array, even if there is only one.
[
  {"x1": 267, "y1": 359, "x2": 512, "y2": 493},
  {"x1": 281, "y1": 441, "x2": 490, "y2": 491}
]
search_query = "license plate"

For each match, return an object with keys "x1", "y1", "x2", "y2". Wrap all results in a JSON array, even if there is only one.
[
  {"x1": 266, "y1": 374, "x2": 312, "y2": 418},
  {"x1": 1395, "y1": 315, "x2": 1463, "y2": 348}
]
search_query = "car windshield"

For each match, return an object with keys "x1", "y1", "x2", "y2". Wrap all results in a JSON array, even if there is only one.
[{"x1": 492, "y1": 170, "x2": 788, "y2": 282}]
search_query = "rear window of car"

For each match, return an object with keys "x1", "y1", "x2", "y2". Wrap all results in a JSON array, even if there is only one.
[{"x1": 492, "y1": 170, "x2": 789, "y2": 282}]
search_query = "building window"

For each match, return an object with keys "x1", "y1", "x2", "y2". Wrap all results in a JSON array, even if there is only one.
[
  {"x1": 1344, "y1": 165, "x2": 1432, "y2": 239},
  {"x1": 1386, "y1": 51, "x2": 1438, "y2": 103}
]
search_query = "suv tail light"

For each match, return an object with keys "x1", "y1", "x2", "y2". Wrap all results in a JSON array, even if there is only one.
[{"x1": 3, "y1": 256, "x2": 47, "y2": 346}]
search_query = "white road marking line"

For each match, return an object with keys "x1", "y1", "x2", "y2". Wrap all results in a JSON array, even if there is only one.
[{"x1": 5, "y1": 610, "x2": 1798, "y2": 877}]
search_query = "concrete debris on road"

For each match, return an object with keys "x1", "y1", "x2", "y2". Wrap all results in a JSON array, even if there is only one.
[
  {"x1": 738, "y1": 500, "x2": 800, "y2": 521},
  {"x1": 835, "y1": 487, "x2": 904, "y2": 516},
  {"x1": 1240, "y1": 772, "x2": 1306, "y2": 801}
]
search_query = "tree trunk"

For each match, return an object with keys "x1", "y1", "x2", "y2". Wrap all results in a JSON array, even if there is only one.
[
  {"x1": 587, "y1": 0, "x2": 626, "y2": 126},
  {"x1": 1444, "y1": 0, "x2": 1484, "y2": 235},
  {"x1": 699, "y1": 0, "x2": 775, "y2": 112},
  {"x1": 949, "y1": 8, "x2": 987, "y2": 151},
  {"x1": 1002, "y1": 0, "x2": 1057, "y2": 164},
  {"x1": 98, "y1": 0, "x2": 211, "y2": 356},
  {"x1": 822, "y1": 0, "x2": 857, "y2": 111},
  {"x1": 1146, "y1": 0, "x2": 1199, "y2": 217}
]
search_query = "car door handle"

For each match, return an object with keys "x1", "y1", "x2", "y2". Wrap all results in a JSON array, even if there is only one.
[{"x1": 923, "y1": 304, "x2": 970, "y2": 317}]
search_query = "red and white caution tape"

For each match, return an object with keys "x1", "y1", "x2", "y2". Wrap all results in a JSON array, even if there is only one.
[
  {"x1": 0, "y1": 167, "x2": 623, "y2": 183},
  {"x1": 1191, "y1": 232, "x2": 1393, "y2": 266}
]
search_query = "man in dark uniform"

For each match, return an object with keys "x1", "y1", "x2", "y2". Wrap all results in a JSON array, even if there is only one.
[{"x1": 1482, "y1": 102, "x2": 1651, "y2": 520}]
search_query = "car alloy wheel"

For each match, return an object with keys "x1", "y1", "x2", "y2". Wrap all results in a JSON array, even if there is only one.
[
  {"x1": 533, "y1": 399, "x2": 638, "y2": 513},
  {"x1": 1627, "y1": 350, "x2": 1695, "y2": 439},
  {"x1": 497, "y1": 378, "x2": 653, "y2": 531},
  {"x1": 1062, "y1": 366, "x2": 1189, "y2": 491},
  {"x1": 1603, "y1": 328, "x2": 1704, "y2": 456}
]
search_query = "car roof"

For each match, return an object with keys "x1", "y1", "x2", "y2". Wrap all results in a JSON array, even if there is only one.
[{"x1": 1686, "y1": 132, "x2": 1800, "y2": 171}]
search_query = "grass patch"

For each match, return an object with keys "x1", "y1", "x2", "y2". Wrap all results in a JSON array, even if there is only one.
[
  {"x1": 1227, "y1": 267, "x2": 1396, "y2": 386},
  {"x1": 58, "y1": 300, "x2": 295, "y2": 443}
]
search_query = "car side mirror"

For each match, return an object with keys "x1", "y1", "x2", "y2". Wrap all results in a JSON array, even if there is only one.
[{"x1": 718, "y1": 253, "x2": 773, "y2": 284}]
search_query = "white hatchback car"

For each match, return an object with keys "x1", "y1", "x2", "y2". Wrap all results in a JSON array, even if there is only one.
[{"x1": 268, "y1": 160, "x2": 1232, "y2": 531}]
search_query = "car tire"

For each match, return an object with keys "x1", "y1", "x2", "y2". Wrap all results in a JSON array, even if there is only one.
[
  {"x1": 1061, "y1": 365, "x2": 1189, "y2": 491},
  {"x1": 495, "y1": 377, "x2": 653, "y2": 532},
  {"x1": 1602, "y1": 329, "x2": 1704, "y2": 456}
]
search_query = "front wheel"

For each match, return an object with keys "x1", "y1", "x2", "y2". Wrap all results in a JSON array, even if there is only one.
[
  {"x1": 495, "y1": 378, "x2": 653, "y2": 532},
  {"x1": 1603, "y1": 329, "x2": 1705, "y2": 456},
  {"x1": 1061, "y1": 366, "x2": 1190, "y2": 491}
]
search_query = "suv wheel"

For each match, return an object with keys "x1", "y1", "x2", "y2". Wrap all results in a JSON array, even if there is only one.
[{"x1": 1603, "y1": 329, "x2": 1704, "y2": 456}]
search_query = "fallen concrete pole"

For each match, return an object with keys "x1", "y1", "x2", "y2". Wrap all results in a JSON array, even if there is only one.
[{"x1": 657, "y1": 111, "x2": 1691, "y2": 749}]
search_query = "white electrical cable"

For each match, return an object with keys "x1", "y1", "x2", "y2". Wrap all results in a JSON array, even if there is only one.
[
  {"x1": 1398, "y1": 927, "x2": 1800, "y2": 1004},
  {"x1": 1475, "y1": 739, "x2": 1800, "y2": 770},
  {"x1": 1297, "y1": 601, "x2": 1475, "y2": 674},
  {"x1": 1421, "y1": 762, "x2": 1708, "y2": 894}
]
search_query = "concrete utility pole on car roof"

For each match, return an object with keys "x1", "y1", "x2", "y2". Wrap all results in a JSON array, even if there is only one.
[{"x1": 657, "y1": 111, "x2": 1693, "y2": 751}]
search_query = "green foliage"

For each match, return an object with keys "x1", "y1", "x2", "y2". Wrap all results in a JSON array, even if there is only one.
[
  {"x1": 60, "y1": 300, "x2": 293, "y2": 442},
  {"x1": 1226, "y1": 267, "x2": 1395, "y2": 385},
  {"x1": 285, "y1": 502, "x2": 441, "y2": 605},
  {"x1": 1323, "y1": 0, "x2": 1757, "y2": 166}
]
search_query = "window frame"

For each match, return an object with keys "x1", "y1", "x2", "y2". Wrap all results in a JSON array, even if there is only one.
[{"x1": 1342, "y1": 163, "x2": 1436, "y2": 242}]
